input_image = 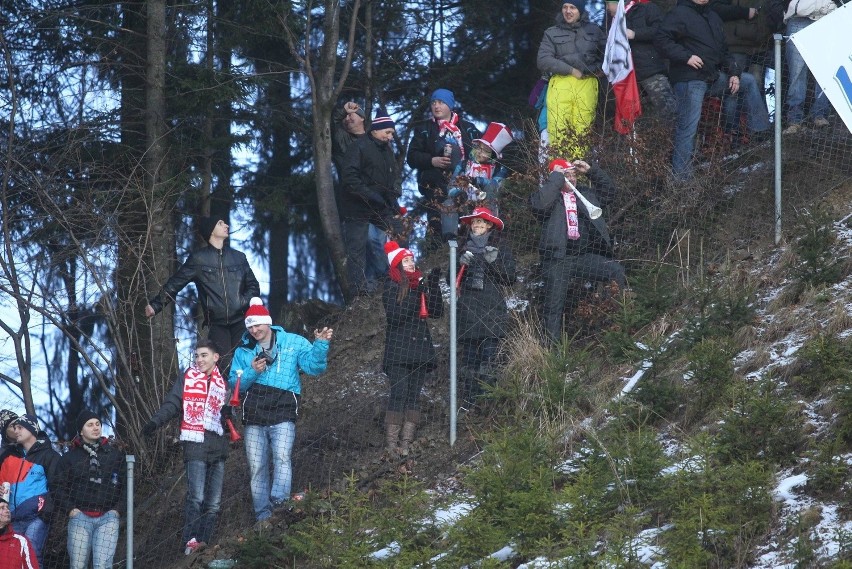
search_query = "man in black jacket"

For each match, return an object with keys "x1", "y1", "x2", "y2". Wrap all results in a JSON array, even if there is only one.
[
  {"x1": 145, "y1": 216, "x2": 260, "y2": 374},
  {"x1": 340, "y1": 107, "x2": 404, "y2": 297},
  {"x1": 605, "y1": 0, "x2": 676, "y2": 115},
  {"x1": 655, "y1": 0, "x2": 770, "y2": 179},
  {"x1": 530, "y1": 159, "x2": 626, "y2": 345},
  {"x1": 406, "y1": 88, "x2": 481, "y2": 248},
  {"x1": 142, "y1": 339, "x2": 231, "y2": 555}
]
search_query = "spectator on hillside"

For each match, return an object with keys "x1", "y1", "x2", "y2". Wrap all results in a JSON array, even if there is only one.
[
  {"x1": 0, "y1": 411, "x2": 18, "y2": 448},
  {"x1": 407, "y1": 88, "x2": 481, "y2": 249},
  {"x1": 332, "y1": 101, "x2": 388, "y2": 294},
  {"x1": 381, "y1": 242, "x2": 443, "y2": 456},
  {"x1": 142, "y1": 340, "x2": 231, "y2": 556},
  {"x1": 228, "y1": 298, "x2": 332, "y2": 526},
  {"x1": 59, "y1": 410, "x2": 125, "y2": 569},
  {"x1": 537, "y1": 0, "x2": 606, "y2": 157},
  {"x1": 331, "y1": 100, "x2": 367, "y2": 175},
  {"x1": 709, "y1": 0, "x2": 777, "y2": 93},
  {"x1": 530, "y1": 159, "x2": 626, "y2": 345},
  {"x1": 782, "y1": 0, "x2": 836, "y2": 133},
  {"x1": 144, "y1": 217, "x2": 260, "y2": 376},
  {"x1": 0, "y1": 414, "x2": 60, "y2": 567},
  {"x1": 604, "y1": 0, "x2": 677, "y2": 116},
  {"x1": 442, "y1": 122, "x2": 514, "y2": 237},
  {"x1": 454, "y1": 207, "x2": 516, "y2": 411},
  {"x1": 340, "y1": 107, "x2": 404, "y2": 297},
  {"x1": 0, "y1": 496, "x2": 38, "y2": 569},
  {"x1": 655, "y1": 0, "x2": 770, "y2": 179}
]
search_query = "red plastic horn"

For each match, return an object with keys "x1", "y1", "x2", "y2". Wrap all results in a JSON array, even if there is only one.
[
  {"x1": 225, "y1": 418, "x2": 242, "y2": 443},
  {"x1": 229, "y1": 370, "x2": 242, "y2": 408},
  {"x1": 455, "y1": 264, "x2": 466, "y2": 298},
  {"x1": 419, "y1": 292, "x2": 429, "y2": 319}
]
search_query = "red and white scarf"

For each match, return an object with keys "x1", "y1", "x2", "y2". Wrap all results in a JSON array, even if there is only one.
[
  {"x1": 436, "y1": 113, "x2": 465, "y2": 161},
  {"x1": 562, "y1": 190, "x2": 581, "y2": 240},
  {"x1": 466, "y1": 161, "x2": 495, "y2": 180},
  {"x1": 180, "y1": 365, "x2": 226, "y2": 443}
]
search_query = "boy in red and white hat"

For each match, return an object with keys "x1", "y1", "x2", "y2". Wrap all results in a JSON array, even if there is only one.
[
  {"x1": 228, "y1": 298, "x2": 333, "y2": 525},
  {"x1": 442, "y1": 122, "x2": 513, "y2": 238}
]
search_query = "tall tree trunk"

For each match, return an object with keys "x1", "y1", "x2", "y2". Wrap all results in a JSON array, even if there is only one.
[
  {"x1": 113, "y1": 0, "x2": 177, "y2": 438},
  {"x1": 283, "y1": 0, "x2": 362, "y2": 302}
]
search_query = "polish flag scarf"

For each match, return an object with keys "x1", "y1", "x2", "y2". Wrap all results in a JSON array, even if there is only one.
[
  {"x1": 180, "y1": 365, "x2": 226, "y2": 442},
  {"x1": 436, "y1": 113, "x2": 465, "y2": 161},
  {"x1": 562, "y1": 190, "x2": 581, "y2": 240}
]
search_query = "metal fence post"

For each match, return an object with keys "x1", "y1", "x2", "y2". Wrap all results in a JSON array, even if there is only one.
[
  {"x1": 448, "y1": 240, "x2": 458, "y2": 447},
  {"x1": 126, "y1": 454, "x2": 135, "y2": 569},
  {"x1": 774, "y1": 33, "x2": 783, "y2": 245}
]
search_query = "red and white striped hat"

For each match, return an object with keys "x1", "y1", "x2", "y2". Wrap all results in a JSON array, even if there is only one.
[
  {"x1": 384, "y1": 241, "x2": 413, "y2": 269},
  {"x1": 244, "y1": 297, "x2": 272, "y2": 328},
  {"x1": 473, "y1": 122, "x2": 513, "y2": 158}
]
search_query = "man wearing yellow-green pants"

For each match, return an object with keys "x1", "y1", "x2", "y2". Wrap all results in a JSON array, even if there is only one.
[{"x1": 537, "y1": 0, "x2": 606, "y2": 158}]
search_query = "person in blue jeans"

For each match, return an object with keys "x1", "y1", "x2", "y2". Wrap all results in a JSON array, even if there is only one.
[
  {"x1": 229, "y1": 298, "x2": 332, "y2": 525},
  {"x1": 783, "y1": 0, "x2": 836, "y2": 133},
  {"x1": 59, "y1": 410, "x2": 125, "y2": 569},
  {"x1": 656, "y1": 0, "x2": 770, "y2": 179},
  {"x1": 0, "y1": 413, "x2": 60, "y2": 568},
  {"x1": 143, "y1": 339, "x2": 231, "y2": 555}
]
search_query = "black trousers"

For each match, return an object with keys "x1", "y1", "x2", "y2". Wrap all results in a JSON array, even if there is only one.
[
  {"x1": 542, "y1": 253, "x2": 626, "y2": 344},
  {"x1": 208, "y1": 320, "x2": 246, "y2": 378}
]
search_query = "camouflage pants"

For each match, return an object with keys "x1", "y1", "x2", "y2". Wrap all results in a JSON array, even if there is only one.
[{"x1": 640, "y1": 73, "x2": 678, "y2": 117}]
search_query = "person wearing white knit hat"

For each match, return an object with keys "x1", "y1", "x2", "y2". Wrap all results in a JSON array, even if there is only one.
[{"x1": 228, "y1": 298, "x2": 333, "y2": 524}]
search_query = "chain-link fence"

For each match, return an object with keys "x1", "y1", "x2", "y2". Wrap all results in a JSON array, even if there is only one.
[{"x1": 3, "y1": 23, "x2": 850, "y2": 569}]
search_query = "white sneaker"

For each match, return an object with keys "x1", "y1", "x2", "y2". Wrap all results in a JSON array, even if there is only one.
[
  {"x1": 184, "y1": 538, "x2": 203, "y2": 556},
  {"x1": 783, "y1": 123, "x2": 802, "y2": 135},
  {"x1": 813, "y1": 117, "x2": 829, "y2": 128}
]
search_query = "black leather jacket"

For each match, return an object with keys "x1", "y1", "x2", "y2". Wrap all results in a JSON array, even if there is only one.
[{"x1": 149, "y1": 245, "x2": 260, "y2": 327}]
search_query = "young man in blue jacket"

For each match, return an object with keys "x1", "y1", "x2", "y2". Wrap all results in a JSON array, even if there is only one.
[{"x1": 229, "y1": 298, "x2": 333, "y2": 524}]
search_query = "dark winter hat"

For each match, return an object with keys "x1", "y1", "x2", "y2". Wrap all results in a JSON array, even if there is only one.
[
  {"x1": 75, "y1": 409, "x2": 100, "y2": 435},
  {"x1": 198, "y1": 217, "x2": 223, "y2": 243},
  {"x1": 430, "y1": 88, "x2": 456, "y2": 110},
  {"x1": 11, "y1": 414, "x2": 40, "y2": 438},
  {"x1": 564, "y1": 0, "x2": 588, "y2": 13},
  {"x1": 370, "y1": 107, "x2": 396, "y2": 131},
  {"x1": 0, "y1": 410, "x2": 18, "y2": 435}
]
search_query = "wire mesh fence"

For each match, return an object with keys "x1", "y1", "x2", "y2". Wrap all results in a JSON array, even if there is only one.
[{"x1": 1, "y1": 25, "x2": 851, "y2": 569}]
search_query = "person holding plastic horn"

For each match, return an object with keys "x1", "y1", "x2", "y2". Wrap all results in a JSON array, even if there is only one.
[
  {"x1": 530, "y1": 158, "x2": 627, "y2": 345},
  {"x1": 455, "y1": 207, "x2": 516, "y2": 411},
  {"x1": 381, "y1": 242, "x2": 443, "y2": 456},
  {"x1": 142, "y1": 339, "x2": 231, "y2": 556}
]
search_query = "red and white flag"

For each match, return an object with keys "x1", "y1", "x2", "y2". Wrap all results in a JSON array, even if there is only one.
[{"x1": 603, "y1": 0, "x2": 642, "y2": 134}]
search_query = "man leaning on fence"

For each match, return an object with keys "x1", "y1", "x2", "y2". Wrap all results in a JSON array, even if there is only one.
[
  {"x1": 228, "y1": 297, "x2": 333, "y2": 528},
  {"x1": 142, "y1": 339, "x2": 231, "y2": 556}
]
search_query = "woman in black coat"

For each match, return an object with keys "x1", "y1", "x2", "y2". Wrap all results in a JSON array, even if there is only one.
[
  {"x1": 58, "y1": 410, "x2": 126, "y2": 569},
  {"x1": 382, "y1": 241, "x2": 443, "y2": 456},
  {"x1": 455, "y1": 207, "x2": 516, "y2": 408}
]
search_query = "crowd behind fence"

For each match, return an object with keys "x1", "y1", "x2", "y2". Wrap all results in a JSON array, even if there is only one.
[{"x1": 2, "y1": 25, "x2": 852, "y2": 569}]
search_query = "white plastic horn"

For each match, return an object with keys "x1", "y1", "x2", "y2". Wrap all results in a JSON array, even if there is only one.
[{"x1": 564, "y1": 179, "x2": 602, "y2": 219}]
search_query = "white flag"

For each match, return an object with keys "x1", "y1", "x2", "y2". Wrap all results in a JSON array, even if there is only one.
[{"x1": 603, "y1": 0, "x2": 633, "y2": 84}]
